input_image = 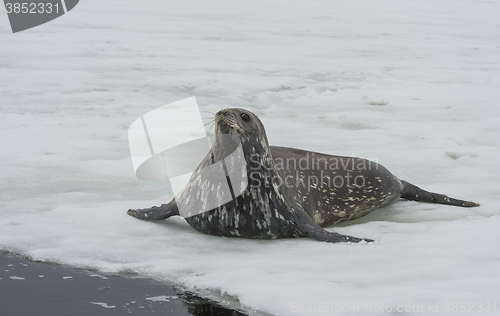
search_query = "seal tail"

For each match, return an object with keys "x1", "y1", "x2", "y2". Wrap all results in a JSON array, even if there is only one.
[{"x1": 400, "y1": 180, "x2": 479, "y2": 207}]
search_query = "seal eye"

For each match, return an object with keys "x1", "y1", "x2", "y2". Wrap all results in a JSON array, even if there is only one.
[{"x1": 241, "y1": 113, "x2": 251, "y2": 122}]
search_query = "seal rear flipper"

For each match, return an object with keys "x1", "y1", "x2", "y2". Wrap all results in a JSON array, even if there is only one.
[
  {"x1": 295, "y1": 214, "x2": 373, "y2": 243},
  {"x1": 400, "y1": 180, "x2": 480, "y2": 207},
  {"x1": 127, "y1": 200, "x2": 179, "y2": 220}
]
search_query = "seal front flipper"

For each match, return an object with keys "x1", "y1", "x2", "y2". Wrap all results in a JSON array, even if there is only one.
[
  {"x1": 127, "y1": 200, "x2": 179, "y2": 220},
  {"x1": 294, "y1": 211, "x2": 373, "y2": 243}
]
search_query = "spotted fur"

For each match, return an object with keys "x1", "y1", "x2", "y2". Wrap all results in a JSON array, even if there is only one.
[{"x1": 128, "y1": 108, "x2": 479, "y2": 243}]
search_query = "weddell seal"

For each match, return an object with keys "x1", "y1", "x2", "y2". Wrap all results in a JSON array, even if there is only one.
[{"x1": 128, "y1": 108, "x2": 479, "y2": 243}]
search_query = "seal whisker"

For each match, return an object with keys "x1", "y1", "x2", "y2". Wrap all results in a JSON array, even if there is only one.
[
  {"x1": 200, "y1": 119, "x2": 215, "y2": 129},
  {"x1": 206, "y1": 122, "x2": 216, "y2": 133}
]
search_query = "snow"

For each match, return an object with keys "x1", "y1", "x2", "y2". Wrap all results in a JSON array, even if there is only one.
[
  {"x1": 146, "y1": 295, "x2": 179, "y2": 302},
  {"x1": 1, "y1": 0, "x2": 499, "y2": 315},
  {"x1": 91, "y1": 302, "x2": 116, "y2": 309}
]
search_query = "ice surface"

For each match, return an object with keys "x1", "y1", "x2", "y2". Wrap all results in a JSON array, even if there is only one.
[
  {"x1": 146, "y1": 295, "x2": 179, "y2": 302},
  {"x1": 1, "y1": 0, "x2": 499, "y2": 315},
  {"x1": 91, "y1": 302, "x2": 116, "y2": 309}
]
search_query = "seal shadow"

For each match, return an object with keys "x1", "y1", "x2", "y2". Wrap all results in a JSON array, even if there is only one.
[{"x1": 333, "y1": 199, "x2": 475, "y2": 228}]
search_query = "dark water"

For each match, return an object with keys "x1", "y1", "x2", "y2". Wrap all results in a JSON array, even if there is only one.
[{"x1": 0, "y1": 252, "x2": 247, "y2": 316}]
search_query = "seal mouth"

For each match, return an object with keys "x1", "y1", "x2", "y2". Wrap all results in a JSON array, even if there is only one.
[{"x1": 215, "y1": 110, "x2": 245, "y2": 135}]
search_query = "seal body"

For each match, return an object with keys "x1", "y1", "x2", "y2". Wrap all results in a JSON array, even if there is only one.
[
  {"x1": 128, "y1": 108, "x2": 479, "y2": 243},
  {"x1": 269, "y1": 146, "x2": 403, "y2": 227}
]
